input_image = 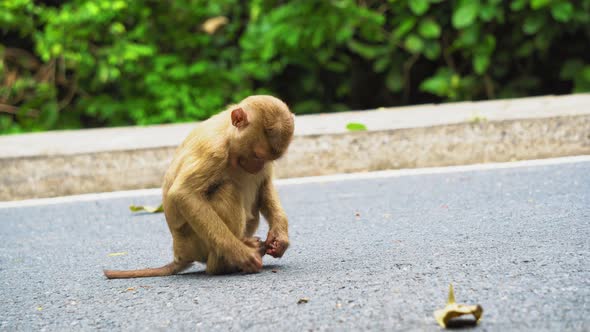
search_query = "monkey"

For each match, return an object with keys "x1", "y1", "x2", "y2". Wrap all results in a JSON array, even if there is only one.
[{"x1": 103, "y1": 95, "x2": 295, "y2": 278}]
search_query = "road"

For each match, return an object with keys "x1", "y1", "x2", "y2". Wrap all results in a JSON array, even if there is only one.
[{"x1": 1, "y1": 157, "x2": 589, "y2": 331}]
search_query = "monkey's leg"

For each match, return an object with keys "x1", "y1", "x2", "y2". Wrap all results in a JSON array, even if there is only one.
[
  {"x1": 103, "y1": 260, "x2": 191, "y2": 279},
  {"x1": 167, "y1": 186, "x2": 262, "y2": 273},
  {"x1": 206, "y1": 253, "x2": 239, "y2": 275}
]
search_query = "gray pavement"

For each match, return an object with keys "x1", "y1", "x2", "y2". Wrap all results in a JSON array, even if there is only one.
[{"x1": 1, "y1": 160, "x2": 589, "y2": 331}]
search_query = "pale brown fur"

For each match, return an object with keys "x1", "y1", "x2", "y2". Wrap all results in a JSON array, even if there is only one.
[{"x1": 104, "y1": 95, "x2": 294, "y2": 279}]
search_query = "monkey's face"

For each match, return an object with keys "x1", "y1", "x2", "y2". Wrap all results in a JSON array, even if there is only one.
[
  {"x1": 231, "y1": 95, "x2": 295, "y2": 174},
  {"x1": 237, "y1": 124, "x2": 293, "y2": 174},
  {"x1": 237, "y1": 140, "x2": 276, "y2": 174}
]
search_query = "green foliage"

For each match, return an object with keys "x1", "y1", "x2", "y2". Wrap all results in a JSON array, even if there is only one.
[{"x1": 1, "y1": 0, "x2": 589, "y2": 134}]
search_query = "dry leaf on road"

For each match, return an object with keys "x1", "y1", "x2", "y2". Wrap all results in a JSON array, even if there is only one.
[
  {"x1": 434, "y1": 284, "x2": 483, "y2": 328},
  {"x1": 129, "y1": 204, "x2": 163, "y2": 213},
  {"x1": 108, "y1": 252, "x2": 127, "y2": 257}
]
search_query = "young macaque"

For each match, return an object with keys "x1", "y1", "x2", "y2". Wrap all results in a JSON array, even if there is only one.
[{"x1": 103, "y1": 95, "x2": 294, "y2": 278}]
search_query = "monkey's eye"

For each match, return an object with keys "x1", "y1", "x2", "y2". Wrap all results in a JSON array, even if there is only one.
[{"x1": 266, "y1": 127, "x2": 278, "y2": 137}]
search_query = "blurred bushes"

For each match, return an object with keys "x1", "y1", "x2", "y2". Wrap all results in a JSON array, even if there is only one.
[{"x1": 1, "y1": 0, "x2": 589, "y2": 134}]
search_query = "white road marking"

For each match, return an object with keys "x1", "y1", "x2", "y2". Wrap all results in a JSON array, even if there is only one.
[{"x1": 1, "y1": 155, "x2": 589, "y2": 209}]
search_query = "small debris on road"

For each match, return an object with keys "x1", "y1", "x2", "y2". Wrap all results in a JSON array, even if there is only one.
[
  {"x1": 125, "y1": 287, "x2": 136, "y2": 292},
  {"x1": 107, "y1": 252, "x2": 127, "y2": 257},
  {"x1": 271, "y1": 269, "x2": 278, "y2": 273},
  {"x1": 434, "y1": 284, "x2": 483, "y2": 328},
  {"x1": 297, "y1": 298, "x2": 309, "y2": 304}
]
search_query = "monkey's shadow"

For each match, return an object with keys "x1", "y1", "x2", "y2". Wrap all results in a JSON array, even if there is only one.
[{"x1": 178, "y1": 264, "x2": 285, "y2": 279}]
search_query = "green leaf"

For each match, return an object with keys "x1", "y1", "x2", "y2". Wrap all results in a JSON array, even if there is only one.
[
  {"x1": 420, "y1": 69, "x2": 453, "y2": 96},
  {"x1": 374, "y1": 57, "x2": 390, "y2": 73},
  {"x1": 386, "y1": 68, "x2": 403, "y2": 92},
  {"x1": 409, "y1": 0, "x2": 430, "y2": 16},
  {"x1": 452, "y1": 0, "x2": 480, "y2": 29},
  {"x1": 476, "y1": 34, "x2": 496, "y2": 55},
  {"x1": 346, "y1": 122, "x2": 367, "y2": 131},
  {"x1": 454, "y1": 25, "x2": 481, "y2": 47},
  {"x1": 420, "y1": 75, "x2": 449, "y2": 96},
  {"x1": 418, "y1": 19, "x2": 441, "y2": 39},
  {"x1": 510, "y1": 0, "x2": 527, "y2": 11},
  {"x1": 473, "y1": 54, "x2": 490, "y2": 74},
  {"x1": 551, "y1": 2, "x2": 574, "y2": 22},
  {"x1": 560, "y1": 59, "x2": 584, "y2": 79},
  {"x1": 479, "y1": 4, "x2": 498, "y2": 21},
  {"x1": 424, "y1": 41, "x2": 441, "y2": 60},
  {"x1": 110, "y1": 22, "x2": 125, "y2": 34},
  {"x1": 348, "y1": 40, "x2": 383, "y2": 59},
  {"x1": 516, "y1": 41, "x2": 535, "y2": 57},
  {"x1": 129, "y1": 204, "x2": 163, "y2": 213},
  {"x1": 573, "y1": 66, "x2": 590, "y2": 92},
  {"x1": 530, "y1": 0, "x2": 551, "y2": 10},
  {"x1": 393, "y1": 17, "x2": 416, "y2": 39},
  {"x1": 523, "y1": 15, "x2": 545, "y2": 34},
  {"x1": 404, "y1": 34, "x2": 424, "y2": 54}
]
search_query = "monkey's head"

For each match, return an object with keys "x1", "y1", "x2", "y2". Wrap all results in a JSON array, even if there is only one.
[{"x1": 230, "y1": 95, "x2": 295, "y2": 174}]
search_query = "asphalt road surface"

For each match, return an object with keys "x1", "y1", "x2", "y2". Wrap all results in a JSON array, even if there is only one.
[{"x1": 1, "y1": 158, "x2": 589, "y2": 331}]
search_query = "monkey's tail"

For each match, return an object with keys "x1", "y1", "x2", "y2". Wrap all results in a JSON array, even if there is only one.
[{"x1": 103, "y1": 261, "x2": 191, "y2": 279}]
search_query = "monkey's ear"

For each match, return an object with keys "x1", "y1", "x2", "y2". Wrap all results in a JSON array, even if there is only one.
[{"x1": 231, "y1": 108, "x2": 249, "y2": 128}]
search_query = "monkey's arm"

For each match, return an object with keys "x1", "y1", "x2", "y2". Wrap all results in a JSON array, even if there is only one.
[{"x1": 260, "y1": 177, "x2": 290, "y2": 258}]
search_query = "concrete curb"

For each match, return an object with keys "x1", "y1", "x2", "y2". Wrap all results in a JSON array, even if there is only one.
[{"x1": 2, "y1": 94, "x2": 589, "y2": 201}]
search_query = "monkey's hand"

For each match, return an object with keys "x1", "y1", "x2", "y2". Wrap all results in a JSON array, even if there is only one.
[
  {"x1": 265, "y1": 229, "x2": 289, "y2": 258},
  {"x1": 243, "y1": 237, "x2": 267, "y2": 257},
  {"x1": 226, "y1": 242, "x2": 263, "y2": 273}
]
